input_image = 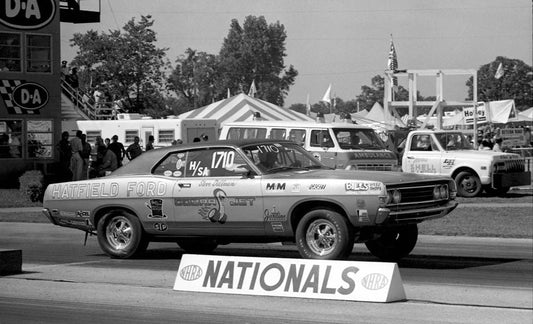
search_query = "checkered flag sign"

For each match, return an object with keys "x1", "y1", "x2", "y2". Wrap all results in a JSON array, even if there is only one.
[
  {"x1": 0, "y1": 79, "x2": 38, "y2": 114},
  {"x1": 387, "y1": 37, "x2": 398, "y2": 87}
]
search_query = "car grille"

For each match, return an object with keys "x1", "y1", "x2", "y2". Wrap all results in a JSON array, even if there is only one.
[
  {"x1": 385, "y1": 180, "x2": 453, "y2": 221},
  {"x1": 355, "y1": 163, "x2": 395, "y2": 171},
  {"x1": 494, "y1": 159, "x2": 525, "y2": 173}
]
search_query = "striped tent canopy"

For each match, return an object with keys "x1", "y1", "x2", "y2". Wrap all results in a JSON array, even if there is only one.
[{"x1": 178, "y1": 93, "x2": 314, "y2": 125}]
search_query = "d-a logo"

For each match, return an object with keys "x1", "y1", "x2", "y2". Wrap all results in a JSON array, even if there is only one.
[
  {"x1": 0, "y1": 0, "x2": 56, "y2": 30},
  {"x1": 12, "y1": 82, "x2": 49, "y2": 111}
]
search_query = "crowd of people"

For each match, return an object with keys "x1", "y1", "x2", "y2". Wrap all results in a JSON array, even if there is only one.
[{"x1": 56, "y1": 132, "x2": 169, "y2": 181}]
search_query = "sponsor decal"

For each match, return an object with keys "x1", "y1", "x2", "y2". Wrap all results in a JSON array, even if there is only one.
[
  {"x1": 271, "y1": 223, "x2": 284, "y2": 232},
  {"x1": 76, "y1": 210, "x2": 90, "y2": 218},
  {"x1": 313, "y1": 153, "x2": 322, "y2": 161},
  {"x1": 0, "y1": 80, "x2": 40, "y2": 115},
  {"x1": 442, "y1": 159, "x2": 455, "y2": 169},
  {"x1": 356, "y1": 199, "x2": 366, "y2": 208},
  {"x1": 154, "y1": 222, "x2": 168, "y2": 232},
  {"x1": 361, "y1": 273, "x2": 389, "y2": 290},
  {"x1": 357, "y1": 209, "x2": 369, "y2": 222},
  {"x1": 174, "y1": 255, "x2": 406, "y2": 302},
  {"x1": 51, "y1": 182, "x2": 119, "y2": 200},
  {"x1": 291, "y1": 184, "x2": 301, "y2": 193},
  {"x1": 266, "y1": 183, "x2": 286, "y2": 191},
  {"x1": 12, "y1": 82, "x2": 48, "y2": 111},
  {"x1": 345, "y1": 181, "x2": 383, "y2": 193},
  {"x1": 163, "y1": 170, "x2": 172, "y2": 177},
  {"x1": 308, "y1": 184, "x2": 326, "y2": 191},
  {"x1": 126, "y1": 181, "x2": 166, "y2": 197},
  {"x1": 173, "y1": 171, "x2": 182, "y2": 177},
  {"x1": 0, "y1": 0, "x2": 56, "y2": 30},
  {"x1": 264, "y1": 207, "x2": 287, "y2": 222},
  {"x1": 408, "y1": 163, "x2": 437, "y2": 174},
  {"x1": 188, "y1": 160, "x2": 210, "y2": 177},
  {"x1": 178, "y1": 183, "x2": 191, "y2": 189},
  {"x1": 146, "y1": 198, "x2": 167, "y2": 219}
]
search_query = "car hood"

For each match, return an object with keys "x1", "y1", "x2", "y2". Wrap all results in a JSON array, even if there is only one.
[{"x1": 263, "y1": 169, "x2": 451, "y2": 185}]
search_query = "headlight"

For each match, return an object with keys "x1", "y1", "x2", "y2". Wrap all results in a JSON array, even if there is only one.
[
  {"x1": 433, "y1": 186, "x2": 441, "y2": 199},
  {"x1": 440, "y1": 185, "x2": 448, "y2": 199},
  {"x1": 387, "y1": 189, "x2": 401, "y2": 204}
]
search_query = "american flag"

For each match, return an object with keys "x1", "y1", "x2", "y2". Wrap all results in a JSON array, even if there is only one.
[{"x1": 387, "y1": 38, "x2": 398, "y2": 86}]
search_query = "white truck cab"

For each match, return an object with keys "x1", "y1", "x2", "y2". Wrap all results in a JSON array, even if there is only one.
[
  {"x1": 219, "y1": 120, "x2": 398, "y2": 171},
  {"x1": 402, "y1": 129, "x2": 531, "y2": 197}
]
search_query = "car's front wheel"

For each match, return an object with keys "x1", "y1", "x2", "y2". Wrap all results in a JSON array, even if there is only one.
[
  {"x1": 97, "y1": 210, "x2": 148, "y2": 259},
  {"x1": 365, "y1": 224, "x2": 418, "y2": 261},
  {"x1": 295, "y1": 209, "x2": 354, "y2": 260},
  {"x1": 455, "y1": 171, "x2": 482, "y2": 197}
]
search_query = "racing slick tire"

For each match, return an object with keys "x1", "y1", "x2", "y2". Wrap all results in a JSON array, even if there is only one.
[
  {"x1": 97, "y1": 210, "x2": 148, "y2": 259},
  {"x1": 455, "y1": 171, "x2": 482, "y2": 197},
  {"x1": 483, "y1": 185, "x2": 510, "y2": 196},
  {"x1": 295, "y1": 209, "x2": 354, "y2": 260},
  {"x1": 365, "y1": 224, "x2": 418, "y2": 261},
  {"x1": 177, "y1": 239, "x2": 218, "y2": 254}
]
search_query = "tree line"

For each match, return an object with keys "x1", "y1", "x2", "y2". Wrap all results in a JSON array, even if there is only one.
[{"x1": 68, "y1": 15, "x2": 532, "y2": 118}]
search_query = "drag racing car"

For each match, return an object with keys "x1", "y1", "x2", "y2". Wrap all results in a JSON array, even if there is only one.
[{"x1": 42, "y1": 139, "x2": 458, "y2": 261}]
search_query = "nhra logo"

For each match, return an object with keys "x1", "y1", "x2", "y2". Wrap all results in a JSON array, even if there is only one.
[
  {"x1": 180, "y1": 265, "x2": 203, "y2": 281},
  {"x1": 0, "y1": 0, "x2": 56, "y2": 30},
  {"x1": 361, "y1": 273, "x2": 388, "y2": 290},
  {"x1": 266, "y1": 183, "x2": 286, "y2": 191},
  {"x1": 12, "y1": 82, "x2": 49, "y2": 111}
]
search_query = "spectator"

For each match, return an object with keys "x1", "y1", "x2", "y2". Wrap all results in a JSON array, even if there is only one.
[
  {"x1": 107, "y1": 135, "x2": 125, "y2": 167},
  {"x1": 145, "y1": 135, "x2": 154, "y2": 151},
  {"x1": 66, "y1": 67, "x2": 79, "y2": 90},
  {"x1": 95, "y1": 145, "x2": 118, "y2": 177},
  {"x1": 193, "y1": 137, "x2": 201, "y2": 142},
  {"x1": 126, "y1": 136, "x2": 143, "y2": 160},
  {"x1": 104, "y1": 137, "x2": 110, "y2": 147},
  {"x1": 201, "y1": 134, "x2": 209, "y2": 141},
  {"x1": 60, "y1": 61, "x2": 68, "y2": 78},
  {"x1": 493, "y1": 137, "x2": 503, "y2": 152},
  {"x1": 80, "y1": 134, "x2": 92, "y2": 179},
  {"x1": 56, "y1": 131, "x2": 72, "y2": 181},
  {"x1": 70, "y1": 130, "x2": 84, "y2": 181},
  {"x1": 93, "y1": 85, "x2": 105, "y2": 110},
  {"x1": 171, "y1": 139, "x2": 183, "y2": 145}
]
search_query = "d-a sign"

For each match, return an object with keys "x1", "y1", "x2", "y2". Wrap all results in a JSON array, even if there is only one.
[{"x1": 174, "y1": 254, "x2": 406, "y2": 303}]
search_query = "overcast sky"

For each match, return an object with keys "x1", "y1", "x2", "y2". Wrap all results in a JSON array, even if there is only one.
[{"x1": 61, "y1": 0, "x2": 532, "y2": 107}]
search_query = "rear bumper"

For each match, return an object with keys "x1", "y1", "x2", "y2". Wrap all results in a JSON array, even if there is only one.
[{"x1": 42, "y1": 208, "x2": 93, "y2": 232}]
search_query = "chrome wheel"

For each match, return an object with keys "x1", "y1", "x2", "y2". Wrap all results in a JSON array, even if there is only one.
[
  {"x1": 306, "y1": 219, "x2": 338, "y2": 256},
  {"x1": 105, "y1": 216, "x2": 133, "y2": 250}
]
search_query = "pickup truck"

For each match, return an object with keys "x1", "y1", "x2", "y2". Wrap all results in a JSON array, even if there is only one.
[{"x1": 401, "y1": 129, "x2": 531, "y2": 197}]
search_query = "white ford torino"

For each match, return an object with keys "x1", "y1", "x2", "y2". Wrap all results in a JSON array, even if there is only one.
[{"x1": 43, "y1": 139, "x2": 458, "y2": 260}]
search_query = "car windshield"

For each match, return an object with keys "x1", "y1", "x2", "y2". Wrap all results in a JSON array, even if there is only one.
[
  {"x1": 436, "y1": 132, "x2": 474, "y2": 151},
  {"x1": 241, "y1": 142, "x2": 325, "y2": 173},
  {"x1": 333, "y1": 128, "x2": 387, "y2": 150}
]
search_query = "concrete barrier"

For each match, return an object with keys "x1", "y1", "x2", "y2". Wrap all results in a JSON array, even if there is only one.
[{"x1": 0, "y1": 249, "x2": 22, "y2": 275}]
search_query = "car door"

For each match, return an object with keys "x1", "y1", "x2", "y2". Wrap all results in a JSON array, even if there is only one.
[
  {"x1": 403, "y1": 134, "x2": 442, "y2": 174},
  {"x1": 309, "y1": 128, "x2": 336, "y2": 167},
  {"x1": 153, "y1": 146, "x2": 264, "y2": 236}
]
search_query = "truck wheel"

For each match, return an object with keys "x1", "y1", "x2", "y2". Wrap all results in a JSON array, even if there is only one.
[
  {"x1": 365, "y1": 224, "x2": 418, "y2": 261},
  {"x1": 483, "y1": 185, "x2": 510, "y2": 196},
  {"x1": 296, "y1": 209, "x2": 354, "y2": 260},
  {"x1": 97, "y1": 211, "x2": 148, "y2": 259},
  {"x1": 177, "y1": 239, "x2": 218, "y2": 254},
  {"x1": 455, "y1": 171, "x2": 482, "y2": 197}
]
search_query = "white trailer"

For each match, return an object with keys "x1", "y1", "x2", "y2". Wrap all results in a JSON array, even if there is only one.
[{"x1": 76, "y1": 114, "x2": 218, "y2": 149}]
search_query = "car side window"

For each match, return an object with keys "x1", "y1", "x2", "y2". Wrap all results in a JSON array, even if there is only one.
[
  {"x1": 153, "y1": 148, "x2": 247, "y2": 178},
  {"x1": 310, "y1": 130, "x2": 334, "y2": 148}
]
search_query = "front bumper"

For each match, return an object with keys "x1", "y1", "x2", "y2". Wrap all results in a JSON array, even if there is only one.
[
  {"x1": 385, "y1": 200, "x2": 459, "y2": 223},
  {"x1": 42, "y1": 208, "x2": 93, "y2": 232},
  {"x1": 493, "y1": 171, "x2": 531, "y2": 188}
]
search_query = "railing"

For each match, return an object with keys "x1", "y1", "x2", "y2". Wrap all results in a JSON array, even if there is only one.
[{"x1": 60, "y1": 80, "x2": 114, "y2": 120}]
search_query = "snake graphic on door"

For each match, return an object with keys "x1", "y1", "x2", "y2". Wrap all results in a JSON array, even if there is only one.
[{"x1": 207, "y1": 188, "x2": 228, "y2": 224}]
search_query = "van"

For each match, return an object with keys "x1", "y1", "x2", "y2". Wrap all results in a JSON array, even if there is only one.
[{"x1": 219, "y1": 120, "x2": 398, "y2": 171}]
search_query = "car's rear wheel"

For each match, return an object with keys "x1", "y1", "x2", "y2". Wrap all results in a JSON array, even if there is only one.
[
  {"x1": 365, "y1": 224, "x2": 418, "y2": 261},
  {"x1": 295, "y1": 209, "x2": 354, "y2": 260},
  {"x1": 177, "y1": 239, "x2": 218, "y2": 254},
  {"x1": 97, "y1": 210, "x2": 148, "y2": 259},
  {"x1": 455, "y1": 171, "x2": 482, "y2": 197}
]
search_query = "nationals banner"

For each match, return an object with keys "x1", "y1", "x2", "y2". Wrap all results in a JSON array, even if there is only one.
[{"x1": 174, "y1": 254, "x2": 406, "y2": 303}]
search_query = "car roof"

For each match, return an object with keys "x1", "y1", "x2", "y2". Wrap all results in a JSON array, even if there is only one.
[
  {"x1": 222, "y1": 120, "x2": 373, "y2": 129},
  {"x1": 111, "y1": 139, "x2": 294, "y2": 176}
]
